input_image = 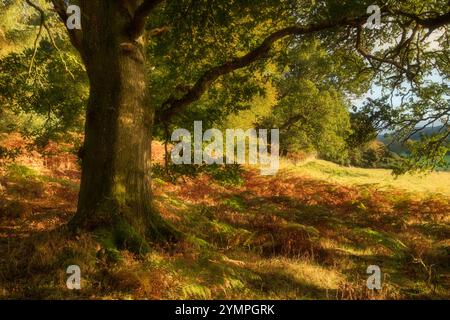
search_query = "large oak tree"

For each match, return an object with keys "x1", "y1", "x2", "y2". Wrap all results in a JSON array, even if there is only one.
[{"x1": 14, "y1": 0, "x2": 449, "y2": 250}]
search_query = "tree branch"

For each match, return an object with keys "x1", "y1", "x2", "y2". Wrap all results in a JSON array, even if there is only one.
[
  {"x1": 129, "y1": 0, "x2": 165, "y2": 39},
  {"x1": 27, "y1": 0, "x2": 45, "y2": 75},
  {"x1": 395, "y1": 10, "x2": 450, "y2": 30},
  {"x1": 159, "y1": 6, "x2": 450, "y2": 123},
  {"x1": 149, "y1": 25, "x2": 170, "y2": 37},
  {"x1": 49, "y1": 0, "x2": 83, "y2": 54},
  {"x1": 159, "y1": 16, "x2": 367, "y2": 122},
  {"x1": 355, "y1": 25, "x2": 413, "y2": 79},
  {"x1": 26, "y1": 0, "x2": 75, "y2": 78}
]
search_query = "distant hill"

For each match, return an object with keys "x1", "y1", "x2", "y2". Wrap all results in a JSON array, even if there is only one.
[
  {"x1": 378, "y1": 126, "x2": 449, "y2": 154},
  {"x1": 377, "y1": 126, "x2": 450, "y2": 170}
]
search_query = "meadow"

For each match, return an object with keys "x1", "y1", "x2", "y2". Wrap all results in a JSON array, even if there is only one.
[
  {"x1": 0, "y1": 142, "x2": 448, "y2": 299},
  {"x1": 283, "y1": 159, "x2": 450, "y2": 197}
]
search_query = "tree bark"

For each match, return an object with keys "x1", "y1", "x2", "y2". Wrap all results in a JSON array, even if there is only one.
[{"x1": 70, "y1": 1, "x2": 177, "y2": 252}]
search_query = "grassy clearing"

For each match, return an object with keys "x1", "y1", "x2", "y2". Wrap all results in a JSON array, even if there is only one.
[
  {"x1": 0, "y1": 152, "x2": 449, "y2": 300},
  {"x1": 282, "y1": 159, "x2": 450, "y2": 197}
]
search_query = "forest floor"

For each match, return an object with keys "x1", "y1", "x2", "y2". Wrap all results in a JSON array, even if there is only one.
[{"x1": 0, "y1": 134, "x2": 449, "y2": 299}]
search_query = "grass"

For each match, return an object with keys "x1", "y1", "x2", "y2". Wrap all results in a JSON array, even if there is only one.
[
  {"x1": 283, "y1": 159, "x2": 450, "y2": 197},
  {"x1": 0, "y1": 151, "x2": 449, "y2": 300}
]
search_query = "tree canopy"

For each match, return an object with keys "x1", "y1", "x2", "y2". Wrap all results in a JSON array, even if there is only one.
[{"x1": 1, "y1": 0, "x2": 448, "y2": 173}]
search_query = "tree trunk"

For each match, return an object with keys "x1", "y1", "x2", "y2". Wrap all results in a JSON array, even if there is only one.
[{"x1": 70, "y1": 1, "x2": 177, "y2": 252}]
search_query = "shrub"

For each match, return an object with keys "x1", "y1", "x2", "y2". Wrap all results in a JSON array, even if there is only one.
[
  {"x1": 349, "y1": 140, "x2": 398, "y2": 169},
  {"x1": 152, "y1": 163, "x2": 244, "y2": 187}
]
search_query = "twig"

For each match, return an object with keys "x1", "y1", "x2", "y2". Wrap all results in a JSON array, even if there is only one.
[{"x1": 25, "y1": 0, "x2": 75, "y2": 79}]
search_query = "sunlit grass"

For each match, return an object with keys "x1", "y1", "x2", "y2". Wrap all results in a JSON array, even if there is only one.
[
  {"x1": 281, "y1": 159, "x2": 450, "y2": 197},
  {"x1": 1, "y1": 155, "x2": 449, "y2": 300}
]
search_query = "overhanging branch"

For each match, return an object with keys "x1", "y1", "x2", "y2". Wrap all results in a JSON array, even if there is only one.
[
  {"x1": 159, "y1": 7, "x2": 450, "y2": 123},
  {"x1": 355, "y1": 25, "x2": 413, "y2": 79},
  {"x1": 395, "y1": 10, "x2": 450, "y2": 30},
  {"x1": 159, "y1": 15, "x2": 368, "y2": 122}
]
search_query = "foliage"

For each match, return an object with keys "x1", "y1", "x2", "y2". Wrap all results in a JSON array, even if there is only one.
[
  {"x1": 0, "y1": 0, "x2": 87, "y2": 150},
  {"x1": 1, "y1": 0, "x2": 450, "y2": 172},
  {"x1": 0, "y1": 41, "x2": 87, "y2": 148},
  {"x1": 1, "y1": 155, "x2": 449, "y2": 299},
  {"x1": 152, "y1": 163, "x2": 244, "y2": 187},
  {"x1": 0, "y1": 145, "x2": 21, "y2": 161},
  {"x1": 348, "y1": 140, "x2": 400, "y2": 169}
]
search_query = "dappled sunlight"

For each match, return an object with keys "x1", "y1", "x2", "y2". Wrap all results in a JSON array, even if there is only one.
[{"x1": 0, "y1": 141, "x2": 449, "y2": 299}]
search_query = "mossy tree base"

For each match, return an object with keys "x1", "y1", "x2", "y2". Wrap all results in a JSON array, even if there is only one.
[{"x1": 70, "y1": 197, "x2": 182, "y2": 255}]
